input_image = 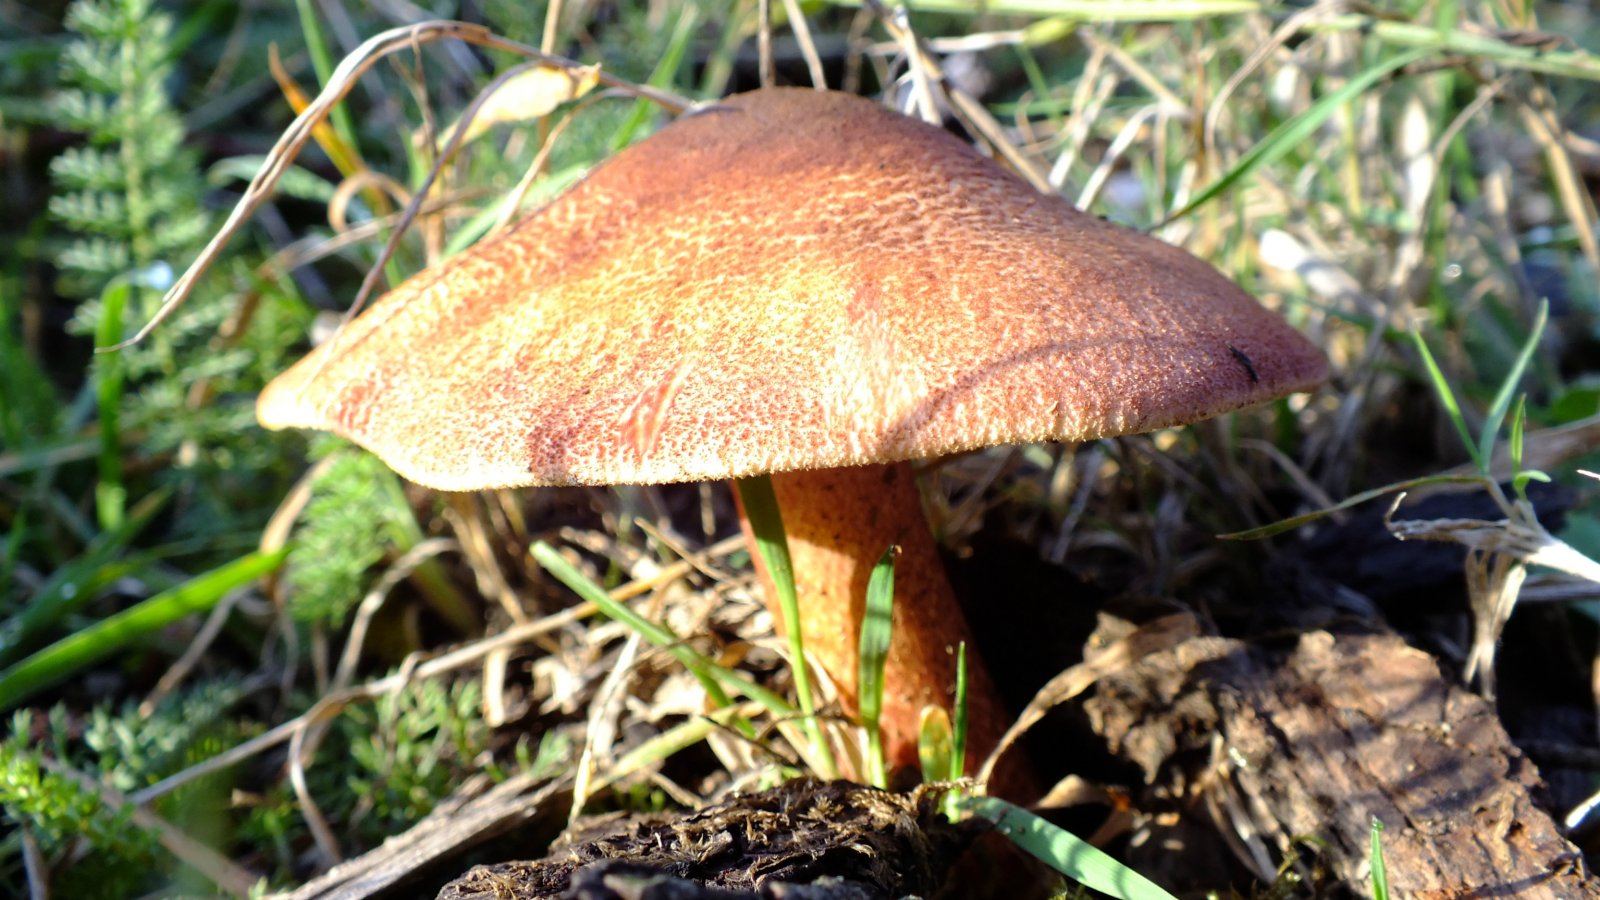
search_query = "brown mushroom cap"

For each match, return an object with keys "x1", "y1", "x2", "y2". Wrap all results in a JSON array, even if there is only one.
[{"x1": 257, "y1": 88, "x2": 1325, "y2": 488}]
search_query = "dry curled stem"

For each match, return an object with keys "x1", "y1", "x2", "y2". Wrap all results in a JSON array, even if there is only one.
[
  {"x1": 1385, "y1": 493, "x2": 1600, "y2": 696},
  {"x1": 111, "y1": 20, "x2": 690, "y2": 351}
]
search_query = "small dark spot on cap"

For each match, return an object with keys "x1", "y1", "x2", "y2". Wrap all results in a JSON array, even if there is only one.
[{"x1": 1228, "y1": 345, "x2": 1259, "y2": 384}]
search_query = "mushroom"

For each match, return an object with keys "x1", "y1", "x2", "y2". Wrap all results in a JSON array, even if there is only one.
[{"x1": 258, "y1": 88, "x2": 1325, "y2": 787}]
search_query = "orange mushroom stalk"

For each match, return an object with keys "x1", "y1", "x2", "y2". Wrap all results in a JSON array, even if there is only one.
[
  {"x1": 738, "y1": 462, "x2": 1011, "y2": 777},
  {"x1": 258, "y1": 89, "x2": 1325, "y2": 789}
]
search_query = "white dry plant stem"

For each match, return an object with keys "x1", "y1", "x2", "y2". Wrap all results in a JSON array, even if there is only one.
[
  {"x1": 1203, "y1": 732, "x2": 1278, "y2": 885},
  {"x1": 571, "y1": 629, "x2": 644, "y2": 819},
  {"x1": 21, "y1": 828, "x2": 46, "y2": 900},
  {"x1": 1383, "y1": 491, "x2": 1600, "y2": 699},
  {"x1": 780, "y1": 0, "x2": 829, "y2": 90},
  {"x1": 1048, "y1": 45, "x2": 1113, "y2": 192}
]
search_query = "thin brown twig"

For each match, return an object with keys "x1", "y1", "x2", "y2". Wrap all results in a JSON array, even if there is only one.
[
  {"x1": 110, "y1": 20, "x2": 690, "y2": 352},
  {"x1": 490, "y1": 89, "x2": 610, "y2": 237},
  {"x1": 140, "y1": 589, "x2": 246, "y2": 715},
  {"x1": 332, "y1": 538, "x2": 461, "y2": 691}
]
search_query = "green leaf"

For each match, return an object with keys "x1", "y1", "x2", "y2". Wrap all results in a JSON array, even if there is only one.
[
  {"x1": 1512, "y1": 468, "x2": 1553, "y2": 499},
  {"x1": 292, "y1": 0, "x2": 356, "y2": 154},
  {"x1": 610, "y1": 3, "x2": 699, "y2": 152},
  {"x1": 1508, "y1": 395, "x2": 1527, "y2": 475},
  {"x1": 1477, "y1": 298, "x2": 1549, "y2": 468},
  {"x1": 93, "y1": 279, "x2": 128, "y2": 531},
  {"x1": 1371, "y1": 818, "x2": 1389, "y2": 900},
  {"x1": 0, "y1": 548, "x2": 287, "y2": 710},
  {"x1": 959, "y1": 796, "x2": 1178, "y2": 900},
  {"x1": 1411, "y1": 327, "x2": 1483, "y2": 471},
  {"x1": 0, "y1": 488, "x2": 173, "y2": 668},
  {"x1": 918, "y1": 705, "x2": 954, "y2": 785},
  {"x1": 950, "y1": 642, "x2": 968, "y2": 783}
]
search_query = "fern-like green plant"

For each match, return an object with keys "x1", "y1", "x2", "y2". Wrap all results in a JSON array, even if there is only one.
[
  {"x1": 38, "y1": 0, "x2": 310, "y2": 546},
  {"x1": 283, "y1": 438, "x2": 474, "y2": 632},
  {"x1": 48, "y1": 0, "x2": 209, "y2": 300},
  {"x1": 0, "y1": 680, "x2": 253, "y2": 899}
]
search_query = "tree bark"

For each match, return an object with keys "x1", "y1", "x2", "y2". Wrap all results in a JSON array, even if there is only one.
[{"x1": 1086, "y1": 622, "x2": 1597, "y2": 898}]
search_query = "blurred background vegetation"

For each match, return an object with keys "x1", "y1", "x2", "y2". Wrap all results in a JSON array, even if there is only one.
[{"x1": 3, "y1": 0, "x2": 1600, "y2": 896}]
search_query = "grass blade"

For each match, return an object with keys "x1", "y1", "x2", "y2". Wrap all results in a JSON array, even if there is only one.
[
  {"x1": 1308, "y1": 16, "x2": 1600, "y2": 81},
  {"x1": 858, "y1": 545, "x2": 896, "y2": 788},
  {"x1": 292, "y1": 0, "x2": 357, "y2": 155},
  {"x1": 959, "y1": 796, "x2": 1178, "y2": 900},
  {"x1": 1166, "y1": 48, "x2": 1431, "y2": 224},
  {"x1": 1476, "y1": 298, "x2": 1548, "y2": 467},
  {"x1": 918, "y1": 705, "x2": 954, "y2": 785},
  {"x1": 93, "y1": 280, "x2": 129, "y2": 531},
  {"x1": 610, "y1": 3, "x2": 699, "y2": 152},
  {"x1": 1371, "y1": 818, "x2": 1389, "y2": 900},
  {"x1": 736, "y1": 476, "x2": 836, "y2": 777},
  {"x1": 0, "y1": 548, "x2": 287, "y2": 710},
  {"x1": 1410, "y1": 327, "x2": 1483, "y2": 471},
  {"x1": 1220, "y1": 474, "x2": 1486, "y2": 540},
  {"x1": 0, "y1": 488, "x2": 173, "y2": 668},
  {"x1": 950, "y1": 642, "x2": 968, "y2": 782},
  {"x1": 530, "y1": 541, "x2": 794, "y2": 719}
]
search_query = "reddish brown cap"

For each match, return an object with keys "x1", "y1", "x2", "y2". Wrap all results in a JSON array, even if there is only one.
[{"x1": 258, "y1": 88, "x2": 1325, "y2": 489}]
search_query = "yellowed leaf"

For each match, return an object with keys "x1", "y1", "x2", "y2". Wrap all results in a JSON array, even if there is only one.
[
  {"x1": 440, "y1": 64, "x2": 602, "y2": 152},
  {"x1": 267, "y1": 44, "x2": 367, "y2": 185}
]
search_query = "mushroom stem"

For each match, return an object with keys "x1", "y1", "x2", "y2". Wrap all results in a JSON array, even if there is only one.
[{"x1": 737, "y1": 462, "x2": 1010, "y2": 784}]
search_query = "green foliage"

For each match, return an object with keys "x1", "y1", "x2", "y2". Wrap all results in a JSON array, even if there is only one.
[
  {"x1": 238, "y1": 678, "x2": 502, "y2": 875},
  {"x1": 283, "y1": 442, "x2": 428, "y2": 626},
  {"x1": 83, "y1": 680, "x2": 247, "y2": 791},
  {"x1": 0, "y1": 681, "x2": 252, "y2": 899},
  {"x1": 336, "y1": 679, "x2": 493, "y2": 832},
  {"x1": 0, "y1": 710, "x2": 155, "y2": 859},
  {"x1": 47, "y1": 0, "x2": 209, "y2": 298}
]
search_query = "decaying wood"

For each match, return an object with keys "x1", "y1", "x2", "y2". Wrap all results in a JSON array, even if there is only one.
[
  {"x1": 280, "y1": 773, "x2": 568, "y2": 900},
  {"x1": 436, "y1": 778, "x2": 979, "y2": 900},
  {"x1": 1086, "y1": 619, "x2": 1597, "y2": 897}
]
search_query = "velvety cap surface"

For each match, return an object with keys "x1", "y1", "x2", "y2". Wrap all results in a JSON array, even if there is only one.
[{"x1": 258, "y1": 88, "x2": 1326, "y2": 489}]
